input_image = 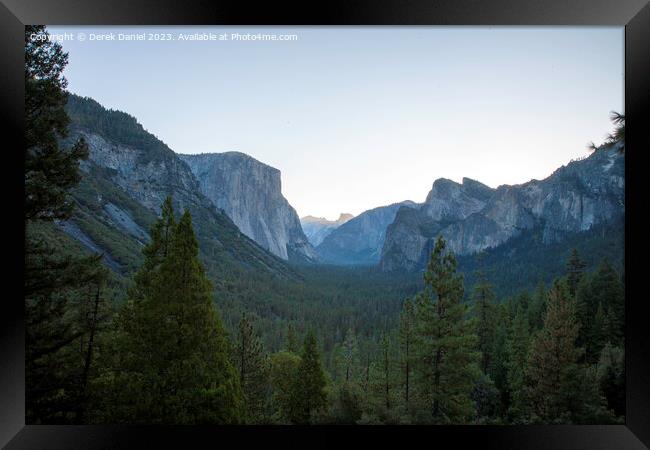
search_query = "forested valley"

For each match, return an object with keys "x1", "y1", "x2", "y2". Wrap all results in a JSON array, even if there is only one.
[{"x1": 25, "y1": 25, "x2": 625, "y2": 425}]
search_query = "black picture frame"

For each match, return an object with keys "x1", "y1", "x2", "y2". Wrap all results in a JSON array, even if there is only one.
[{"x1": 2, "y1": 0, "x2": 648, "y2": 448}]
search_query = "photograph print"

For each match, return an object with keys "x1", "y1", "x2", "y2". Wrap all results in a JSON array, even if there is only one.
[{"x1": 24, "y1": 25, "x2": 625, "y2": 426}]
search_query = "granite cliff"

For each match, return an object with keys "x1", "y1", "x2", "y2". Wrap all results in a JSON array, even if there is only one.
[
  {"x1": 60, "y1": 94, "x2": 295, "y2": 278},
  {"x1": 380, "y1": 143, "x2": 624, "y2": 271},
  {"x1": 179, "y1": 152, "x2": 316, "y2": 262}
]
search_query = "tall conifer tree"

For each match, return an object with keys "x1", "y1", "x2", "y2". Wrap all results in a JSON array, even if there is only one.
[
  {"x1": 24, "y1": 25, "x2": 107, "y2": 423},
  {"x1": 235, "y1": 311, "x2": 269, "y2": 423},
  {"x1": 506, "y1": 305, "x2": 531, "y2": 422},
  {"x1": 268, "y1": 351, "x2": 301, "y2": 424},
  {"x1": 472, "y1": 263, "x2": 497, "y2": 374},
  {"x1": 575, "y1": 259, "x2": 624, "y2": 362},
  {"x1": 528, "y1": 280, "x2": 547, "y2": 331},
  {"x1": 398, "y1": 298, "x2": 416, "y2": 415},
  {"x1": 566, "y1": 248, "x2": 587, "y2": 298},
  {"x1": 526, "y1": 280, "x2": 583, "y2": 423},
  {"x1": 99, "y1": 202, "x2": 243, "y2": 424},
  {"x1": 413, "y1": 235, "x2": 480, "y2": 424},
  {"x1": 25, "y1": 25, "x2": 88, "y2": 222},
  {"x1": 290, "y1": 330, "x2": 327, "y2": 424},
  {"x1": 341, "y1": 327, "x2": 360, "y2": 383}
]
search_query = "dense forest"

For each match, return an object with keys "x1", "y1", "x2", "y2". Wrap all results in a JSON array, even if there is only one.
[{"x1": 25, "y1": 26, "x2": 625, "y2": 425}]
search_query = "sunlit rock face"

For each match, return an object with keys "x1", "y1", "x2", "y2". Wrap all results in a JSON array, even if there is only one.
[
  {"x1": 380, "y1": 144, "x2": 624, "y2": 271},
  {"x1": 179, "y1": 152, "x2": 316, "y2": 262}
]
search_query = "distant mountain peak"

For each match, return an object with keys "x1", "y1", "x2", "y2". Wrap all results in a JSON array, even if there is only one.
[
  {"x1": 301, "y1": 213, "x2": 355, "y2": 225},
  {"x1": 462, "y1": 177, "x2": 491, "y2": 188},
  {"x1": 315, "y1": 201, "x2": 419, "y2": 265},
  {"x1": 300, "y1": 213, "x2": 356, "y2": 247},
  {"x1": 431, "y1": 177, "x2": 460, "y2": 188}
]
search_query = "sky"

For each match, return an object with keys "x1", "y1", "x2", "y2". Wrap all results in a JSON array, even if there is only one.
[{"x1": 47, "y1": 26, "x2": 624, "y2": 220}]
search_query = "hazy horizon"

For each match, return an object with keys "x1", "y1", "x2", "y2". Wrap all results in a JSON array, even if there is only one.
[{"x1": 48, "y1": 26, "x2": 623, "y2": 220}]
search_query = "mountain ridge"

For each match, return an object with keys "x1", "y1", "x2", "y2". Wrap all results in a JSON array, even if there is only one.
[
  {"x1": 380, "y1": 143, "x2": 624, "y2": 271},
  {"x1": 62, "y1": 94, "x2": 297, "y2": 280},
  {"x1": 61, "y1": 94, "x2": 624, "y2": 280}
]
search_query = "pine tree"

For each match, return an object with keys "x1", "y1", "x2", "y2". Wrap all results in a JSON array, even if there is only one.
[
  {"x1": 575, "y1": 260, "x2": 624, "y2": 362},
  {"x1": 114, "y1": 197, "x2": 176, "y2": 374},
  {"x1": 412, "y1": 235, "x2": 480, "y2": 424},
  {"x1": 398, "y1": 297, "x2": 416, "y2": 415},
  {"x1": 588, "y1": 303, "x2": 607, "y2": 362},
  {"x1": 528, "y1": 280, "x2": 547, "y2": 331},
  {"x1": 471, "y1": 267, "x2": 503, "y2": 424},
  {"x1": 591, "y1": 260, "x2": 624, "y2": 346},
  {"x1": 330, "y1": 327, "x2": 364, "y2": 424},
  {"x1": 361, "y1": 333, "x2": 400, "y2": 424},
  {"x1": 361, "y1": 343, "x2": 373, "y2": 401},
  {"x1": 328, "y1": 327, "x2": 362, "y2": 423},
  {"x1": 504, "y1": 292, "x2": 525, "y2": 332},
  {"x1": 268, "y1": 351, "x2": 301, "y2": 424},
  {"x1": 574, "y1": 274, "x2": 593, "y2": 359},
  {"x1": 596, "y1": 343, "x2": 625, "y2": 418},
  {"x1": 25, "y1": 26, "x2": 88, "y2": 222},
  {"x1": 25, "y1": 236, "x2": 108, "y2": 423},
  {"x1": 526, "y1": 279, "x2": 584, "y2": 423},
  {"x1": 134, "y1": 197, "x2": 176, "y2": 291},
  {"x1": 285, "y1": 323, "x2": 299, "y2": 353},
  {"x1": 379, "y1": 334, "x2": 393, "y2": 413},
  {"x1": 121, "y1": 197, "x2": 176, "y2": 330},
  {"x1": 235, "y1": 311, "x2": 269, "y2": 423},
  {"x1": 24, "y1": 25, "x2": 106, "y2": 424},
  {"x1": 604, "y1": 308, "x2": 621, "y2": 348},
  {"x1": 506, "y1": 305, "x2": 531, "y2": 423},
  {"x1": 290, "y1": 330, "x2": 327, "y2": 424},
  {"x1": 566, "y1": 248, "x2": 587, "y2": 298},
  {"x1": 98, "y1": 203, "x2": 244, "y2": 424},
  {"x1": 472, "y1": 267, "x2": 497, "y2": 374},
  {"x1": 471, "y1": 373, "x2": 501, "y2": 424},
  {"x1": 73, "y1": 266, "x2": 112, "y2": 424},
  {"x1": 341, "y1": 327, "x2": 360, "y2": 383},
  {"x1": 330, "y1": 379, "x2": 364, "y2": 424},
  {"x1": 487, "y1": 320, "x2": 510, "y2": 417}
]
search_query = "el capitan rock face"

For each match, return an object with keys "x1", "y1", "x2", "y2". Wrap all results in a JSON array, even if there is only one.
[
  {"x1": 380, "y1": 143, "x2": 624, "y2": 271},
  {"x1": 301, "y1": 213, "x2": 354, "y2": 247},
  {"x1": 179, "y1": 152, "x2": 316, "y2": 262}
]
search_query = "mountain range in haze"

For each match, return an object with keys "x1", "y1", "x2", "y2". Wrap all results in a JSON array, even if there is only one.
[
  {"x1": 59, "y1": 94, "x2": 624, "y2": 282},
  {"x1": 300, "y1": 213, "x2": 354, "y2": 247}
]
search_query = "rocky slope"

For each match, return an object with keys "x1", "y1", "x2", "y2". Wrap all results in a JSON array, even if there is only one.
[
  {"x1": 380, "y1": 143, "x2": 625, "y2": 271},
  {"x1": 61, "y1": 94, "x2": 295, "y2": 278},
  {"x1": 179, "y1": 152, "x2": 316, "y2": 262},
  {"x1": 301, "y1": 213, "x2": 354, "y2": 247},
  {"x1": 316, "y1": 201, "x2": 417, "y2": 265}
]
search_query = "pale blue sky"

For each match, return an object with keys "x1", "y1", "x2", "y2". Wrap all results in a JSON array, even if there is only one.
[{"x1": 48, "y1": 26, "x2": 624, "y2": 219}]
